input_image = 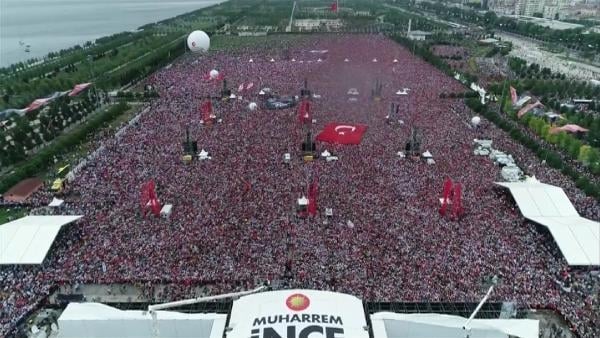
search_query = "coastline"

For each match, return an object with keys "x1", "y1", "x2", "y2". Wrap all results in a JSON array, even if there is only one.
[{"x1": 0, "y1": 0, "x2": 224, "y2": 68}]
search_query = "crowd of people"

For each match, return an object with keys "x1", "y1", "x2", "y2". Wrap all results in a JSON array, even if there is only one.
[{"x1": 1, "y1": 35, "x2": 598, "y2": 338}]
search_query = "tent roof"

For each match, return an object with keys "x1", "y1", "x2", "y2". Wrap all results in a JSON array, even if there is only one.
[
  {"x1": 371, "y1": 312, "x2": 538, "y2": 338},
  {"x1": 48, "y1": 198, "x2": 64, "y2": 207},
  {"x1": 0, "y1": 215, "x2": 82, "y2": 265},
  {"x1": 496, "y1": 181, "x2": 599, "y2": 266},
  {"x1": 58, "y1": 303, "x2": 226, "y2": 338}
]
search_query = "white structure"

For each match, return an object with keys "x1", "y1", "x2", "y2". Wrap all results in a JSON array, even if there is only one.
[
  {"x1": 407, "y1": 30, "x2": 432, "y2": 41},
  {"x1": 297, "y1": 196, "x2": 309, "y2": 206},
  {"x1": 0, "y1": 215, "x2": 82, "y2": 264},
  {"x1": 293, "y1": 19, "x2": 343, "y2": 32},
  {"x1": 371, "y1": 313, "x2": 539, "y2": 338},
  {"x1": 57, "y1": 303, "x2": 226, "y2": 338},
  {"x1": 497, "y1": 180, "x2": 600, "y2": 266},
  {"x1": 198, "y1": 149, "x2": 211, "y2": 160},
  {"x1": 501, "y1": 164, "x2": 523, "y2": 182},
  {"x1": 227, "y1": 290, "x2": 369, "y2": 338},
  {"x1": 347, "y1": 88, "x2": 359, "y2": 95},
  {"x1": 53, "y1": 289, "x2": 542, "y2": 338},
  {"x1": 48, "y1": 197, "x2": 65, "y2": 207},
  {"x1": 160, "y1": 204, "x2": 173, "y2": 218}
]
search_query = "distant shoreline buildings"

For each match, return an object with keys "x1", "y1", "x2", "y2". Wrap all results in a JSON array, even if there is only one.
[{"x1": 488, "y1": 0, "x2": 600, "y2": 19}]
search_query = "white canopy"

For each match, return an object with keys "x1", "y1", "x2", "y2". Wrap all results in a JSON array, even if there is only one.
[
  {"x1": 57, "y1": 303, "x2": 226, "y2": 338},
  {"x1": 0, "y1": 215, "x2": 82, "y2": 264},
  {"x1": 422, "y1": 151, "x2": 433, "y2": 158},
  {"x1": 298, "y1": 196, "x2": 309, "y2": 206},
  {"x1": 497, "y1": 181, "x2": 600, "y2": 266},
  {"x1": 160, "y1": 204, "x2": 173, "y2": 217},
  {"x1": 199, "y1": 149, "x2": 210, "y2": 160},
  {"x1": 371, "y1": 313, "x2": 538, "y2": 338},
  {"x1": 48, "y1": 197, "x2": 64, "y2": 207}
]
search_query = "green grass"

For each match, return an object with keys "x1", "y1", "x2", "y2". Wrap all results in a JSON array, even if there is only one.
[{"x1": 0, "y1": 208, "x2": 26, "y2": 225}]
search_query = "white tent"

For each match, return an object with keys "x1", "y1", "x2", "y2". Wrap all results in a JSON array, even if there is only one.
[
  {"x1": 160, "y1": 204, "x2": 173, "y2": 218},
  {"x1": 371, "y1": 313, "x2": 538, "y2": 338},
  {"x1": 198, "y1": 149, "x2": 211, "y2": 160},
  {"x1": 0, "y1": 215, "x2": 82, "y2": 264},
  {"x1": 48, "y1": 198, "x2": 64, "y2": 207},
  {"x1": 57, "y1": 303, "x2": 226, "y2": 338},
  {"x1": 297, "y1": 196, "x2": 309, "y2": 206},
  {"x1": 496, "y1": 181, "x2": 600, "y2": 266},
  {"x1": 422, "y1": 151, "x2": 433, "y2": 158}
]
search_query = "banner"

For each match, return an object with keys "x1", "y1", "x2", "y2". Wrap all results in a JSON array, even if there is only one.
[{"x1": 227, "y1": 290, "x2": 369, "y2": 338}]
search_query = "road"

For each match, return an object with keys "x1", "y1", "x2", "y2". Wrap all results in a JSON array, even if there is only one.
[{"x1": 497, "y1": 32, "x2": 600, "y2": 82}]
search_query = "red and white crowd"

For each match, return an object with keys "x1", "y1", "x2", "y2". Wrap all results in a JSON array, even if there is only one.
[{"x1": 1, "y1": 35, "x2": 598, "y2": 338}]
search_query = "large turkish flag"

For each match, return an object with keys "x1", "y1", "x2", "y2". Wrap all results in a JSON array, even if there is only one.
[{"x1": 316, "y1": 123, "x2": 367, "y2": 145}]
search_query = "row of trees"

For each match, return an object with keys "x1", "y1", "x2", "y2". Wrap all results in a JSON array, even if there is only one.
[
  {"x1": 520, "y1": 113, "x2": 600, "y2": 174},
  {"x1": 0, "y1": 89, "x2": 104, "y2": 168},
  {"x1": 0, "y1": 102, "x2": 130, "y2": 193},
  {"x1": 0, "y1": 32, "x2": 185, "y2": 111}
]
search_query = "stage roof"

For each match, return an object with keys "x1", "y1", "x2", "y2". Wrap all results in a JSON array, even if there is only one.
[
  {"x1": 497, "y1": 181, "x2": 599, "y2": 266},
  {"x1": 371, "y1": 312, "x2": 539, "y2": 338},
  {"x1": 58, "y1": 303, "x2": 226, "y2": 338},
  {"x1": 0, "y1": 215, "x2": 82, "y2": 265}
]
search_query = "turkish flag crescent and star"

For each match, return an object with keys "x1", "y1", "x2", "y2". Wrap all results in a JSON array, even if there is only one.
[{"x1": 316, "y1": 123, "x2": 367, "y2": 145}]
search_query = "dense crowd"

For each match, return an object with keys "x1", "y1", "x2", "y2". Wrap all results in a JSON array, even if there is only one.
[{"x1": 1, "y1": 35, "x2": 598, "y2": 337}]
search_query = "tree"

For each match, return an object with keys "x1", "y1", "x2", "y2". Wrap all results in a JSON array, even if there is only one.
[{"x1": 578, "y1": 145, "x2": 599, "y2": 166}]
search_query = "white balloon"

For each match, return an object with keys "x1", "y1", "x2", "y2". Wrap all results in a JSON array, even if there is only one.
[
  {"x1": 209, "y1": 69, "x2": 219, "y2": 79},
  {"x1": 187, "y1": 31, "x2": 210, "y2": 53},
  {"x1": 248, "y1": 102, "x2": 258, "y2": 111},
  {"x1": 471, "y1": 116, "x2": 481, "y2": 126}
]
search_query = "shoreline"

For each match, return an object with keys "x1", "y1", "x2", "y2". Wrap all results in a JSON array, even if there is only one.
[{"x1": 0, "y1": 0, "x2": 224, "y2": 68}]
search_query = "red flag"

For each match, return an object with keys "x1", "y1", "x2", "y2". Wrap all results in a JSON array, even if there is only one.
[
  {"x1": 298, "y1": 100, "x2": 311, "y2": 123},
  {"x1": 510, "y1": 86, "x2": 517, "y2": 105},
  {"x1": 316, "y1": 123, "x2": 367, "y2": 145},
  {"x1": 330, "y1": 1, "x2": 338, "y2": 12},
  {"x1": 439, "y1": 178, "x2": 453, "y2": 216},
  {"x1": 200, "y1": 100, "x2": 213, "y2": 121}
]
